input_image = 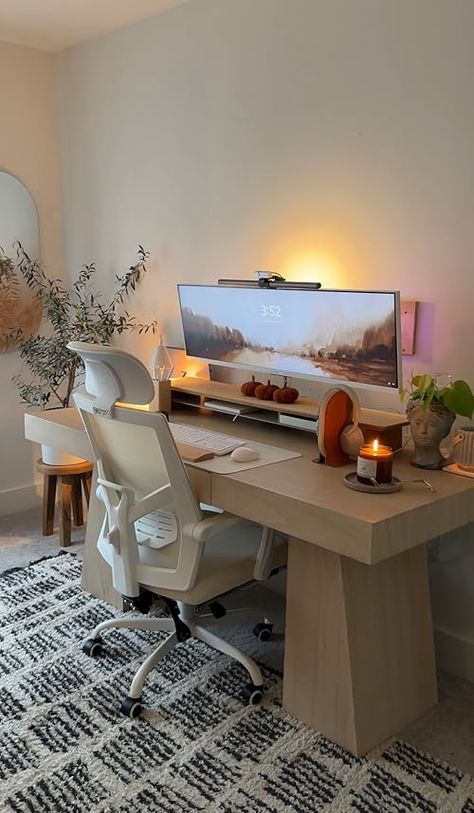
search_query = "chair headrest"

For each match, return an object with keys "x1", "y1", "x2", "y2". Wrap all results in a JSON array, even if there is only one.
[{"x1": 68, "y1": 341, "x2": 155, "y2": 415}]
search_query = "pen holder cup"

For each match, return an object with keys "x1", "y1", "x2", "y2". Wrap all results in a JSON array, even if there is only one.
[{"x1": 151, "y1": 380, "x2": 172, "y2": 416}]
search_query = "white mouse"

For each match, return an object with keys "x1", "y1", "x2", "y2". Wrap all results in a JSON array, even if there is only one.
[{"x1": 230, "y1": 446, "x2": 260, "y2": 462}]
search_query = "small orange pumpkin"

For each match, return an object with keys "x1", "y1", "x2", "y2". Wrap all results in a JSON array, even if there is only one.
[
  {"x1": 273, "y1": 386, "x2": 299, "y2": 404},
  {"x1": 255, "y1": 380, "x2": 279, "y2": 401},
  {"x1": 240, "y1": 375, "x2": 262, "y2": 397}
]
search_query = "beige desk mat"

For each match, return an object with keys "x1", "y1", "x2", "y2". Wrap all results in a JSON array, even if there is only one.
[{"x1": 189, "y1": 440, "x2": 302, "y2": 474}]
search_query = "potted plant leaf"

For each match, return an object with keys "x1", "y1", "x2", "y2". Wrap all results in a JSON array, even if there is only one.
[
  {"x1": 8, "y1": 243, "x2": 157, "y2": 464},
  {"x1": 402, "y1": 373, "x2": 474, "y2": 469}
]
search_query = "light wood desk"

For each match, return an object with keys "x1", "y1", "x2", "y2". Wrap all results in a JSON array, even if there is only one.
[{"x1": 25, "y1": 406, "x2": 474, "y2": 756}]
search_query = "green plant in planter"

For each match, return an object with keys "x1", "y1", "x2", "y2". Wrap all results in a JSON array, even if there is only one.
[
  {"x1": 402, "y1": 374, "x2": 474, "y2": 419},
  {"x1": 402, "y1": 374, "x2": 474, "y2": 469},
  {"x1": 10, "y1": 243, "x2": 157, "y2": 409}
]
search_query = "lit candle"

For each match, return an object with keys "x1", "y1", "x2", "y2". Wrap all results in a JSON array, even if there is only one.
[{"x1": 357, "y1": 439, "x2": 393, "y2": 485}]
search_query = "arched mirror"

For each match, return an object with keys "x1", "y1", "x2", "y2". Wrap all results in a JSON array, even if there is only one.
[{"x1": 0, "y1": 171, "x2": 41, "y2": 351}]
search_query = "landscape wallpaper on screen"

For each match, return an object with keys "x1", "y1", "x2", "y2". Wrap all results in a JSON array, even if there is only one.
[{"x1": 178, "y1": 286, "x2": 398, "y2": 388}]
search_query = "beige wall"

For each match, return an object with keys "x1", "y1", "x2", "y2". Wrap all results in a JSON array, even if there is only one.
[
  {"x1": 0, "y1": 42, "x2": 63, "y2": 513},
  {"x1": 58, "y1": 0, "x2": 474, "y2": 410},
  {"x1": 56, "y1": 0, "x2": 474, "y2": 679}
]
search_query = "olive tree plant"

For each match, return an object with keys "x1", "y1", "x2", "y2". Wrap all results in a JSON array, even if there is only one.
[{"x1": 9, "y1": 243, "x2": 157, "y2": 408}]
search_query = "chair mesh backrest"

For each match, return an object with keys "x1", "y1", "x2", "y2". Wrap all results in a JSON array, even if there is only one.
[
  {"x1": 82, "y1": 407, "x2": 203, "y2": 591},
  {"x1": 83, "y1": 407, "x2": 201, "y2": 527},
  {"x1": 69, "y1": 342, "x2": 203, "y2": 592}
]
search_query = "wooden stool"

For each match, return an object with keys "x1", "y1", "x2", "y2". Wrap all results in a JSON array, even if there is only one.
[{"x1": 36, "y1": 458, "x2": 93, "y2": 547}]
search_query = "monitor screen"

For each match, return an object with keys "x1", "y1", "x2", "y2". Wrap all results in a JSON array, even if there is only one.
[{"x1": 177, "y1": 285, "x2": 401, "y2": 390}]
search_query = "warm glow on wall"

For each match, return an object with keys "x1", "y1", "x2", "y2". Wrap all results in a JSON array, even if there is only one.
[
  {"x1": 279, "y1": 250, "x2": 345, "y2": 288},
  {"x1": 179, "y1": 361, "x2": 210, "y2": 379},
  {"x1": 268, "y1": 221, "x2": 369, "y2": 290},
  {"x1": 167, "y1": 348, "x2": 210, "y2": 380}
]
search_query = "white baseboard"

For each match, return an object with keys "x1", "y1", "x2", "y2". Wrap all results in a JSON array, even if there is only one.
[
  {"x1": 434, "y1": 625, "x2": 474, "y2": 683},
  {"x1": 0, "y1": 481, "x2": 42, "y2": 517}
]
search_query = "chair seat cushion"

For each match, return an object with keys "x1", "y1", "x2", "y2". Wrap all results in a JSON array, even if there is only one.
[{"x1": 142, "y1": 520, "x2": 287, "y2": 605}]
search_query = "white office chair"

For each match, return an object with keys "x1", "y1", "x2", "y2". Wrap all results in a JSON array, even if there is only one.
[{"x1": 68, "y1": 341, "x2": 286, "y2": 718}]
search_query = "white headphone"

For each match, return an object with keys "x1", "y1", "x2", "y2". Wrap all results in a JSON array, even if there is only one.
[{"x1": 318, "y1": 385, "x2": 365, "y2": 460}]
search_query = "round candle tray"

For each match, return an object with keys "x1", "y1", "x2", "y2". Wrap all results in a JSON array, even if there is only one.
[{"x1": 344, "y1": 472, "x2": 402, "y2": 494}]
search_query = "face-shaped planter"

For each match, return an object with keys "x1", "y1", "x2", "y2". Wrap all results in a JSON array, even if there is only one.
[{"x1": 406, "y1": 399, "x2": 455, "y2": 469}]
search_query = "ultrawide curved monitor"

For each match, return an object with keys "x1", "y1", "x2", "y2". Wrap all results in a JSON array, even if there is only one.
[{"x1": 177, "y1": 284, "x2": 401, "y2": 390}]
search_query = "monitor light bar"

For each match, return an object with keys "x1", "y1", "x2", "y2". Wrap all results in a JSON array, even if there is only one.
[{"x1": 217, "y1": 273, "x2": 322, "y2": 290}]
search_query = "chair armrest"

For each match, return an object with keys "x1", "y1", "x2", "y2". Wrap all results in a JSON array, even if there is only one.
[
  {"x1": 97, "y1": 476, "x2": 125, "y2": 494},
  {"x1": 128, "y1": 484, "x2": 173, "y2": 522},
  {"x1": 184, "y1": 513, "x2": 244, "y2": 543}
]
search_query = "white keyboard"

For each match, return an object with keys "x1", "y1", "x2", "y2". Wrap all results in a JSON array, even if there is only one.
[{"x1": 170, "y1": 423, "x2": 246, "y2": 456}]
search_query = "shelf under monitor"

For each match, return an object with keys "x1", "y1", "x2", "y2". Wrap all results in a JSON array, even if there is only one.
[{"x1": 171, "y1": 376, "x2": 408, "y2": 448}]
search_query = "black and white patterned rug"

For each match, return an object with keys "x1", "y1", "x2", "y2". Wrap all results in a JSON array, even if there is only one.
[{"x1": 1, "y1": 553, "x2": 473, "y2": 812}]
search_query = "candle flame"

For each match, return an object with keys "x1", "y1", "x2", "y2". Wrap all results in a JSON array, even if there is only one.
[{"x1": 372, "y1": 439, "x2": 379, "y2": 452}]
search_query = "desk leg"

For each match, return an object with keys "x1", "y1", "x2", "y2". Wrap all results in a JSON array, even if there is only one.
[
  {"x1": 283, "y1": 537, "x2": 438, "y2": 756},
  {"x1": 81, "y1": 469, "x2": 123, "y2": 609}
]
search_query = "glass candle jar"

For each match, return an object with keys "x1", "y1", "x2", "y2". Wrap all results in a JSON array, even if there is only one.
[{"x1": 357, "y1": 439, "x2": 393, "y2": 484}]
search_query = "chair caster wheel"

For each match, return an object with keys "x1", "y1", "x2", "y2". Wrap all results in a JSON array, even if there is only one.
[
  {"x1": 120, "y1": 696, "x2": 143, "y2": 719},
  {"x1": 242, "y1": 682, "x2": 264, "y2": 705},
  {"x1": 83, "y1": 637, "x2": 103, "y2": 657},
  {"x1": 253, "y1": 622, "x2": 273, "y2": 642}
]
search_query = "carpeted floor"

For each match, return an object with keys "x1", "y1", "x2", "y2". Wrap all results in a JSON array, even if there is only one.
[{"x1": 1, "y1": 553, "x2": 473, "y2": 812}]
